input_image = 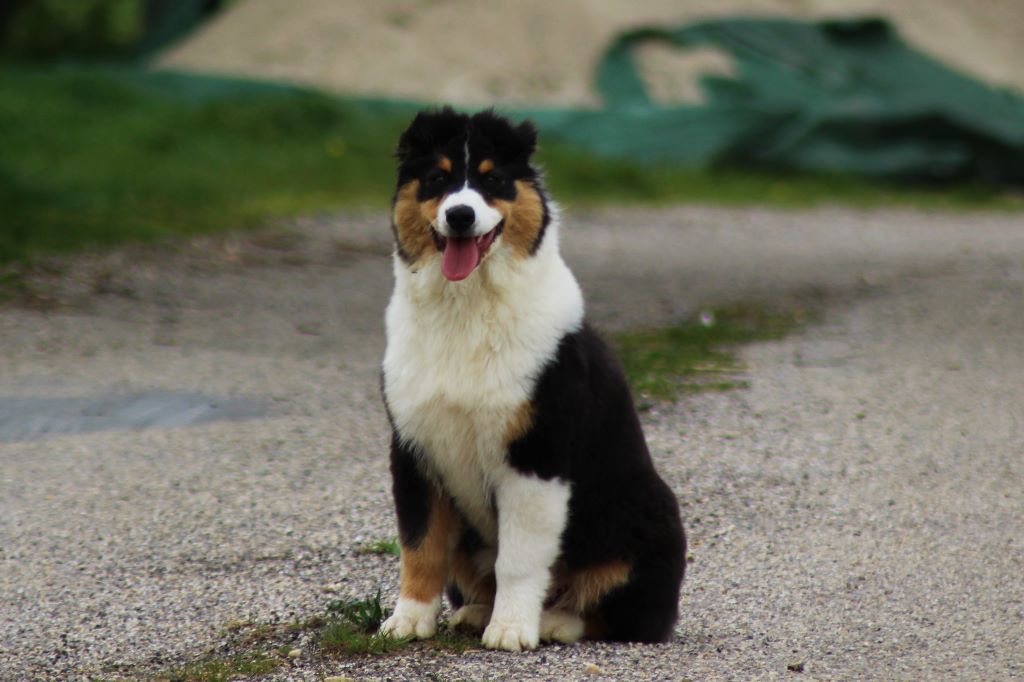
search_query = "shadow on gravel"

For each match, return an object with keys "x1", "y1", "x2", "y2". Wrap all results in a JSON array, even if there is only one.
[{"x1": 0, "y1": 390, "x2": 267, "y2": 443}]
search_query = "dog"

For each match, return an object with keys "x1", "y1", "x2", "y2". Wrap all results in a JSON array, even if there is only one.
[{"x1": 379, "y1": 108, "x2": 685, "y2": 651}]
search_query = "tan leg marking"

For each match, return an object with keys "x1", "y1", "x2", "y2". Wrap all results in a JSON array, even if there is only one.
[{"x1": 398, "y1": 492, "x2": 457, "y2": 603}]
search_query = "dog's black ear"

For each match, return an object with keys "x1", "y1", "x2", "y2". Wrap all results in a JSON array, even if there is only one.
[
  {"x1": 395, "y1": 107, "x2": 467, "y2": 162},
  {"x1": 513, "y1": 120, "x2": 539, "y2": 159},
  {"x1": 470, "y1": 110, "x2": 539, "y2": 162}
]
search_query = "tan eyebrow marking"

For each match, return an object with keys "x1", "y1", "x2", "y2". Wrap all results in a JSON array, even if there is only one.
[
  {"x1": 477, "y1": 159, "x2": 494, "y2": 174},
  {"x1": 438, "y1": 156, "x2": 452, "y2": 172}
]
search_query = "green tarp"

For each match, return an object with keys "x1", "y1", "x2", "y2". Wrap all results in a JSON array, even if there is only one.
[{"x1": 524, "y1": 17, "x2": 1024, "y2": 185}]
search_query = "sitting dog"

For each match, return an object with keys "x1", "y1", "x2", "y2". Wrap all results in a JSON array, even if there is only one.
[{"x1": 380, "y1": 108, "x2": 685, "y2": 651}]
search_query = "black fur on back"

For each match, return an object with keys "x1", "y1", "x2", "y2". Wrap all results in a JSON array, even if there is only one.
[{"x1": 508, "y1": 324, "x2": 686, "y2": 642}]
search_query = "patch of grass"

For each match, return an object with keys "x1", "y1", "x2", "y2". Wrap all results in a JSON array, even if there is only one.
[
  {"x1": 319, "y1": 591, "x2": 412, "y2": 656},
  {"x1": 158, "y1": 652, "x2": 282, "y2": 682},
  {"x1": 540, "y1": 145, "x2": 1023, "y2": 211},
  {"x1": 427, "y1": 627, "x2": 482, "y2": 654},
  {"x1": 614, "y1": 302, "x2": 809, "y2": 402},
  {"x1": 325, "y1": 590, "x2": 388, "y2": 631},
  {"x1": 318, "y1": 619, "x2": 411, "y2": 656},
  {"x1": 354, "y1": 537, "x2": 401, "y2": 557},
  {"x1": 144, "y1": 592, "x2": 489, "y2": 680},
  {"x1": 315, "y1": 593, "x2": 480, "y2": 657},
  {"x1": 0, "y1": 66, "x2": 406, "y2": 264},
  {"x1": 149, "y1": 593, "x2": 404, "y2": 680}
]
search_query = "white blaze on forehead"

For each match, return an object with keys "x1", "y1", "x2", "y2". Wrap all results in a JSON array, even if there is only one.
[{"x1": 437, "y1": 186, "x2": 503, "y2": 237}]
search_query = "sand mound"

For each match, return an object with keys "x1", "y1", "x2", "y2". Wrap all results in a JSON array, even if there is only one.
[{"x1": 158, "y1": 0, "x2": 1024, "y2": 106}]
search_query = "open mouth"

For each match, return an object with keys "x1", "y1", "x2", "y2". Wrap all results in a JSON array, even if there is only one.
[{"x1": 433, "y1": 222, "x2": 503, "y2": 282}]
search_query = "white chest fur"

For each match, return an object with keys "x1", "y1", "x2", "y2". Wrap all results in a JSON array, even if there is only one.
[{"x1": 382, "y1": 226, "x2": 583, "y2": 541}]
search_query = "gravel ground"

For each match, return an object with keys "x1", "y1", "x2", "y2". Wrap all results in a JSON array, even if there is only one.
[{"x1": 1, "y1": 205, "x2": 1023, "y2": 681}]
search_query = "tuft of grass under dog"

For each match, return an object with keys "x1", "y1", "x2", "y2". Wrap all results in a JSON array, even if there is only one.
[{"x1": 318, "y1": 591, "x2": 411, "y2": 655}]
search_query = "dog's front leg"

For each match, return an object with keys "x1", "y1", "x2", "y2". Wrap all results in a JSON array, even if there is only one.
[
  {"x1": 380, "y1": 436, "x2": 455, "y2": 639},
  {"x1": 483, "y1": 472, "x2": 571, "y2": 651}
]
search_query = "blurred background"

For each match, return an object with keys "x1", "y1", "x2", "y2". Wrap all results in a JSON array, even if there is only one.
[
  {"x1": 1, "y1": 0, "x2": 1023, "y2": 268},
  {"x1": 3, "y1": 5, "x2": 1024, "y2": 678}
]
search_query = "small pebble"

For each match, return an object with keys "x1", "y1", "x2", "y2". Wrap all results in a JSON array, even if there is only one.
[
  {"x1": 288, "y1": 648, "x2": 302, "y2": 659},
  {"x1": 325, "y1": 677, "x2": 355, "y2": 682},
  {"x1": 584, "y1": 662, "x2": 604, "y2": 674}
]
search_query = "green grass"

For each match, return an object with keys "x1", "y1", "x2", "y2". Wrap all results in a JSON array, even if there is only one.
[
  {"x1": 542, "y1": 145, "x2": 1022, "y2": 210},
  {"x1": 0, "y1": 66, "x2": 405, "y2": 264},
  {"x1": 144, "y1": 591, "x2": 486, "y2": 680},
  {"x1": 2, "y1": 65, "x2": 1019, "y2": 266},
  {"x1": 325, "y1": 591, "x2": 388, "y2": 631},
  {"x1": 158, "y1": 652, "x2": 282, "y2": 682},
  {"x1": 149, "y1": 593, "x2": 408, "y2": 681},
  {"x1": 613, "y1": 302, "x2": 810, "y2": 402},
  {"x1": 428, "y1": 627, "x2": 482, "y2": 654},
  {"x1": 354, "y1": 537, "x2": 401, "y2": 557},
  {"x1": 318, "y1": 591, "x2": 412, "y2": 656},
  {"x1": 318, "y1": 619, "x2": 411, "y2": 656},
  {"x1": 320, "y1": 591, "x2": 404, "y2": 654}
]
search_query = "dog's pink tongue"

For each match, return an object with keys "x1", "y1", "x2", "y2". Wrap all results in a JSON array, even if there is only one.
[{"x1": 441, "y1": 238, "x2": 480, "y2": 281}]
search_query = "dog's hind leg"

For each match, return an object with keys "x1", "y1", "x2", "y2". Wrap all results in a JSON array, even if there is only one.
[
  {"x1": 447, "y1": 541, "x2": 496, "y2": 632},
  {"x1": 539, "y1": 609, "x2": 585, "y2": 643},
  {"x1": 450, "y1": 603, "x2": 493, "y2": 632}
]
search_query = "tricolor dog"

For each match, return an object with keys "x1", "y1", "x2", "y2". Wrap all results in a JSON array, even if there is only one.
[{"x1": 380, "y1": 108, "x2": 685, "y2": 651}]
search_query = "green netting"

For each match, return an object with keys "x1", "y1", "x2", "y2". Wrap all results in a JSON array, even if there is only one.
[{"x1": 521, "y1": 17, "x2": 1024, "y2": 184}]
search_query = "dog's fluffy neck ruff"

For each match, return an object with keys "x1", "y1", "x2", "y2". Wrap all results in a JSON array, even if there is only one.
[{"x1": 387, "y1": 217, "x2": 584, "y2": 390}]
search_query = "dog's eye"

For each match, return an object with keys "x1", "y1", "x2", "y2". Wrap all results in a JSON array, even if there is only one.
[
  {"x1": 425, "y1": 170, "x2": 448, "y2": 187},
  {"x1": 483, "y1": 174, "x2": 505, "y2": 190}
]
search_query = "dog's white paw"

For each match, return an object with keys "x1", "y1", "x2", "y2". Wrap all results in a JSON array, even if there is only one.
[
  {"x1": 449, "y1": 604, "x2": 492, "y2": 632},
  {"x1": 539, "y1": 610, "x2": 584, "y2": 644},
  {"x1": 379, "y1": 598, "x2": 438, "y2": 639},
  {"x1": 482, "y1": 618, "x2": 539, "y2": 651}
]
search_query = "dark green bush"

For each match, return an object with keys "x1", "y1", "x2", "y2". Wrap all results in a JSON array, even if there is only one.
[{"x1": 1, "y1": 0, "x2": 143, "y2": 60}]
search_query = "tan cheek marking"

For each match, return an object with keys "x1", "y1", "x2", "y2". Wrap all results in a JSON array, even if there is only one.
[
  {"x1": 478, "y1": 159, "x2": 494, "y2": 174},
  {"x1": 554, "y1": 561, "x2": 632, "y2": 614},
  {"x1": 393, "y1": 180, "x2": 438, "y2": 264},
  {"x1": 399, "y1": 493, "x2": 457, "y2": 603},
  {"x1": 493, "y1": 180, "x2": 544, "y2": 259},
  {"x1": 450, "y1": 547, "x2": 496, "y2": 605},
  {"x1": 438, "y1": 156, "x2": 452, "y2": 172},
  {"x1": 504, "y1": 401, "x2": 534, "y2": 446}
]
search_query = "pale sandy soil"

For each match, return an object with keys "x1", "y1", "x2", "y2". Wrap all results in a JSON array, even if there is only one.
[{"x1": 158, "y1": 0, "x2": 1024, "y2": 106}]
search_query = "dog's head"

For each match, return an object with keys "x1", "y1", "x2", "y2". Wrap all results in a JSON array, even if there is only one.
[{"x1": 391, "y1": 108, "x2": 550, "y2": 281}]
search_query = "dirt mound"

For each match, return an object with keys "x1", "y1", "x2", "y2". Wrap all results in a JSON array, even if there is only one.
[{"x1": 157, "y1": 0, "x2": 1024, "y2": 106}]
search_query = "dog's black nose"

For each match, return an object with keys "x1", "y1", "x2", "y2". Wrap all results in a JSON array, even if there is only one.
[{"x1": 445, "y1": 205, "x2": 476, "y2": 235}]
